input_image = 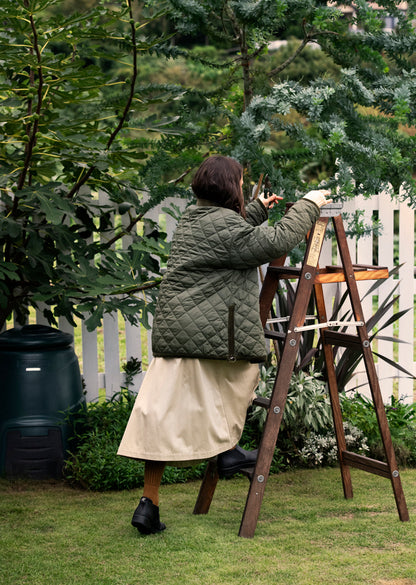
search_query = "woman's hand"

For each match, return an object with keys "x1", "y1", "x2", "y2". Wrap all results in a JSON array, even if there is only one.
[
  {"x1": 259, "y1": 193, "x2": 283, "y2": 209},
  {"x1": 303, "y1": 189, "x2": 333, "y2": 208}
]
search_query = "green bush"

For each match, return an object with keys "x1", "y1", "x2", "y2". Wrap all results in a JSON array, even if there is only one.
[
  {"x1": 244, "y1": 365, "x2": 416, "y2": 470},
  {"x1": 64, "y1": 390, "x2": 141, "y2": 490},
  {"x1": 249, "y1": 365, "x2": 333, "y2": 435},
  {"x1": 340, "y1": 392, "x2": 416, "y2": 467},
  {"x1": 64, "y1": 360, "x2": 416, "y2": 490}
]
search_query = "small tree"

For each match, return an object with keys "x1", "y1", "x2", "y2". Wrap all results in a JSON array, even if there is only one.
[
  {"x1": 0, "y1": 0, "x2": 187, "y2": 331},
  {"x1": 144, "y1": 0, "x2": 416, "y2": 202}
]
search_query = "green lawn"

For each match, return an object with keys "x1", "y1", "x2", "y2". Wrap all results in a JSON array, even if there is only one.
[{"x1": 1, "y1": 467, "x2": 416, "y2": 585}]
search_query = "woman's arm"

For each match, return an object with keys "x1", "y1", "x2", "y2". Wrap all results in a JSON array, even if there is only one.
[{"x1": 228, "y1": 190, "x2": 331, "y2": 268}]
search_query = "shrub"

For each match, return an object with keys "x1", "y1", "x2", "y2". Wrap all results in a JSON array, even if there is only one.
[
  {"x1": 64, "y1": 390, "x2": 143, "y2": 491},
  {"x1": 249, "y1": 366, "x2": 333, "y2": 437},
  {"x1": 340, "y1": 392, "x2": 416, "y2": 467},
  {"x1": 244, "y1": 366, "x2": 335, "y2": 470},
  {"x1": 64, "y1": 363, "x2": 416, "y2": 491},
  {"x1": 245, "y1": 365, "x2": 416, "y2": 470}
]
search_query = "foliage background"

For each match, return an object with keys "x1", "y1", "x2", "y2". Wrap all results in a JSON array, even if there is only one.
[{"x1": 1, "y1": 0, "x2": 416, "y2": 333}]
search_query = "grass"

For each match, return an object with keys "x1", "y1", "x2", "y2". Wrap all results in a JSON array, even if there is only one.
[{"x1": 1, "y1": 467, "x2": 416, "y2": 585}]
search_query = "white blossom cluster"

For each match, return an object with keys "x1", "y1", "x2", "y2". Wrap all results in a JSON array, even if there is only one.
[{"x1": 299, "y1": 421, "x2": 369, "y2": 467}]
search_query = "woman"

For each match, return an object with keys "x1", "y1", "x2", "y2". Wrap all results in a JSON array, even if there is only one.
[{"x1": 118, "y1": 155, "x2": 331, "y2": 534}]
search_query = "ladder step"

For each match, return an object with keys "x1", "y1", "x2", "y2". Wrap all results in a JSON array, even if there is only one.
[
  {"x1": 252, "y1": 396, "x2": 270, "y2": 409},
  {"x1": 267, "y1": 266, "x2": 301, "y2": 278},
  {"x1": 325, "y1": 263, "x2": 388, "y2": 273},
  {"x1": 239, "y1": 467, "x2": 255, "y2": 480},
  {"x1": 322, "y1": 330, "x2": 362, "y2": 349},
  {"x1": 341, "y1": 451, "x2": 391, "y2": 478},
  {"x1": 315, "y1": 267, "x2": 388, "y2": 284},
  {"x1": 267, "y1": 264, "x2": 388, "y2": 283},
  {"x1": 264, "y1": 329, "x2": 286, "y2": 341}
]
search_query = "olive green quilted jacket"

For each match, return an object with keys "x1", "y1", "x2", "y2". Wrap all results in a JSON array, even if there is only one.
[{"x1": 152, "y1": 198, "x2": 319, "y2": 362}]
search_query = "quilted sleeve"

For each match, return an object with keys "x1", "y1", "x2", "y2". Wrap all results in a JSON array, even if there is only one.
[
  {"x1": 245, "y1": 199, "x2": 268, "y2": 226},
  {"x1": 226, "y1": 198, "x2": 320, "y2": 268}
]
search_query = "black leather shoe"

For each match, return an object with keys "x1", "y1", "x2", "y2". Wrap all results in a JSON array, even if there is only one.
[
  {"x1": 217, "y1": 445, "x2": 258, "y2": 479},
  {"x1": 131, "y1": 497, "x2": 166, "y2": 534}
]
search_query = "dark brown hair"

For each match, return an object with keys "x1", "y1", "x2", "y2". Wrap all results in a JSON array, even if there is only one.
[{"x1": 191, "y1": 155, "x2": 246, "y2": 218}]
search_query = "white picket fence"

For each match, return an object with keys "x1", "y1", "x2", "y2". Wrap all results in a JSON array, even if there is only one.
[
  {"x1": 7, "y1": 192, "x2": 416, "y2": 404},
  {"x1": 319, "y1": 191, "x2": 415, "y2": 404}
]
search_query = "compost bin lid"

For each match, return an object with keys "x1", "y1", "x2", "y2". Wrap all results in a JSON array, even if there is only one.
[{"x1": 0, "y1": 325, "x2": 73, "y2": 350}]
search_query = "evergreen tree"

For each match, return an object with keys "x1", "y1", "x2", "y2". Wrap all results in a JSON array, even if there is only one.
[{"x1": 144, "y1": 0, "x2": 416, "y2": 202}]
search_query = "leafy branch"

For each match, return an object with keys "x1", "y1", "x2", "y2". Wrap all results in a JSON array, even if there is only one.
[
  {"x1": 268, "y1": 17, "x2": 341, "y2": 80},
  {"x1": 67, "y1": 0, "x2": 138, "y2": 199},
  {"x1": 17, "y1": 1, "x2": 44, "y2": 191}
]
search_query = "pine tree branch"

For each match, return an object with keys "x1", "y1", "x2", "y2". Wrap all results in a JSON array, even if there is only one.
[
  {"x1": 102, "y1": 164, "x2": 191, "y2": 248},
  {"x1": 268, "y1": 27, "x2": 340, "y2": 79},
  {"x1": 168, "y1": 168, "x2": 192, "y2": 184},
  {"x1": 268, "y1": 36, "x2": 310, "y2": 78}
]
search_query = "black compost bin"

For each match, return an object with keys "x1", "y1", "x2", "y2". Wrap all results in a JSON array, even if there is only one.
[{"x1": 0, "y1": 324, "x2": 84, "y2": 479}]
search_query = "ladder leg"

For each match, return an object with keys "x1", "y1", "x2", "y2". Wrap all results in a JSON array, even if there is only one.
[
  {"x1": 193, "y1": 460, "x2": 219, "y2": 515},
  {"x1": 324, "y1": 342, "x2": 354, "y2": 499},
  {"x1": 333, "y1": 215, "x2": 409, "y2": 521},
  {"x1": 314, "y1": 282, "x2": 353, "y2": 499},
  {"x1": 240, "y1": 249, "x2": 324, "y2": 537},
  {"x1": 363, "y1": 344, "x2": 409, "y2": 520},
  {"x1": 239, "y1": 350, "x2": 297, "y2": 537},
  {"x1": 259, "y1": 260, "x2": 285, "y2": 326}
]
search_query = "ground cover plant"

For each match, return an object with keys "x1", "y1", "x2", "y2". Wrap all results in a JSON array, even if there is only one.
[{"x1": 1, "y1": 468, "x2": 416, "y2": 585}]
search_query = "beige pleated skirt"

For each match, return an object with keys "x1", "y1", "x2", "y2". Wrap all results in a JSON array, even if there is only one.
[{"x1": 117, "y1": 357, "x2": 260, "y2": 466}]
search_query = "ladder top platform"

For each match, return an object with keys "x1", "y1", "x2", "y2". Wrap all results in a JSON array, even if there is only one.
[
  {"x1": 319, "y1": 203, "x2": 344, "y2": 217},
  {"x1": 267, "y1": 264, "x2": 389, "y2": 283}
]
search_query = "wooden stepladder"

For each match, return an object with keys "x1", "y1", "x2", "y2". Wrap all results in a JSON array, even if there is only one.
[{"x1": 193, "y1": 204, "x2": 409, "y2": 537}]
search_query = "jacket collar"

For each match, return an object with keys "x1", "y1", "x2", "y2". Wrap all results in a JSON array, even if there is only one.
[{"x1": 196, "y1": 198, "x2": 222, "y2": 207}]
